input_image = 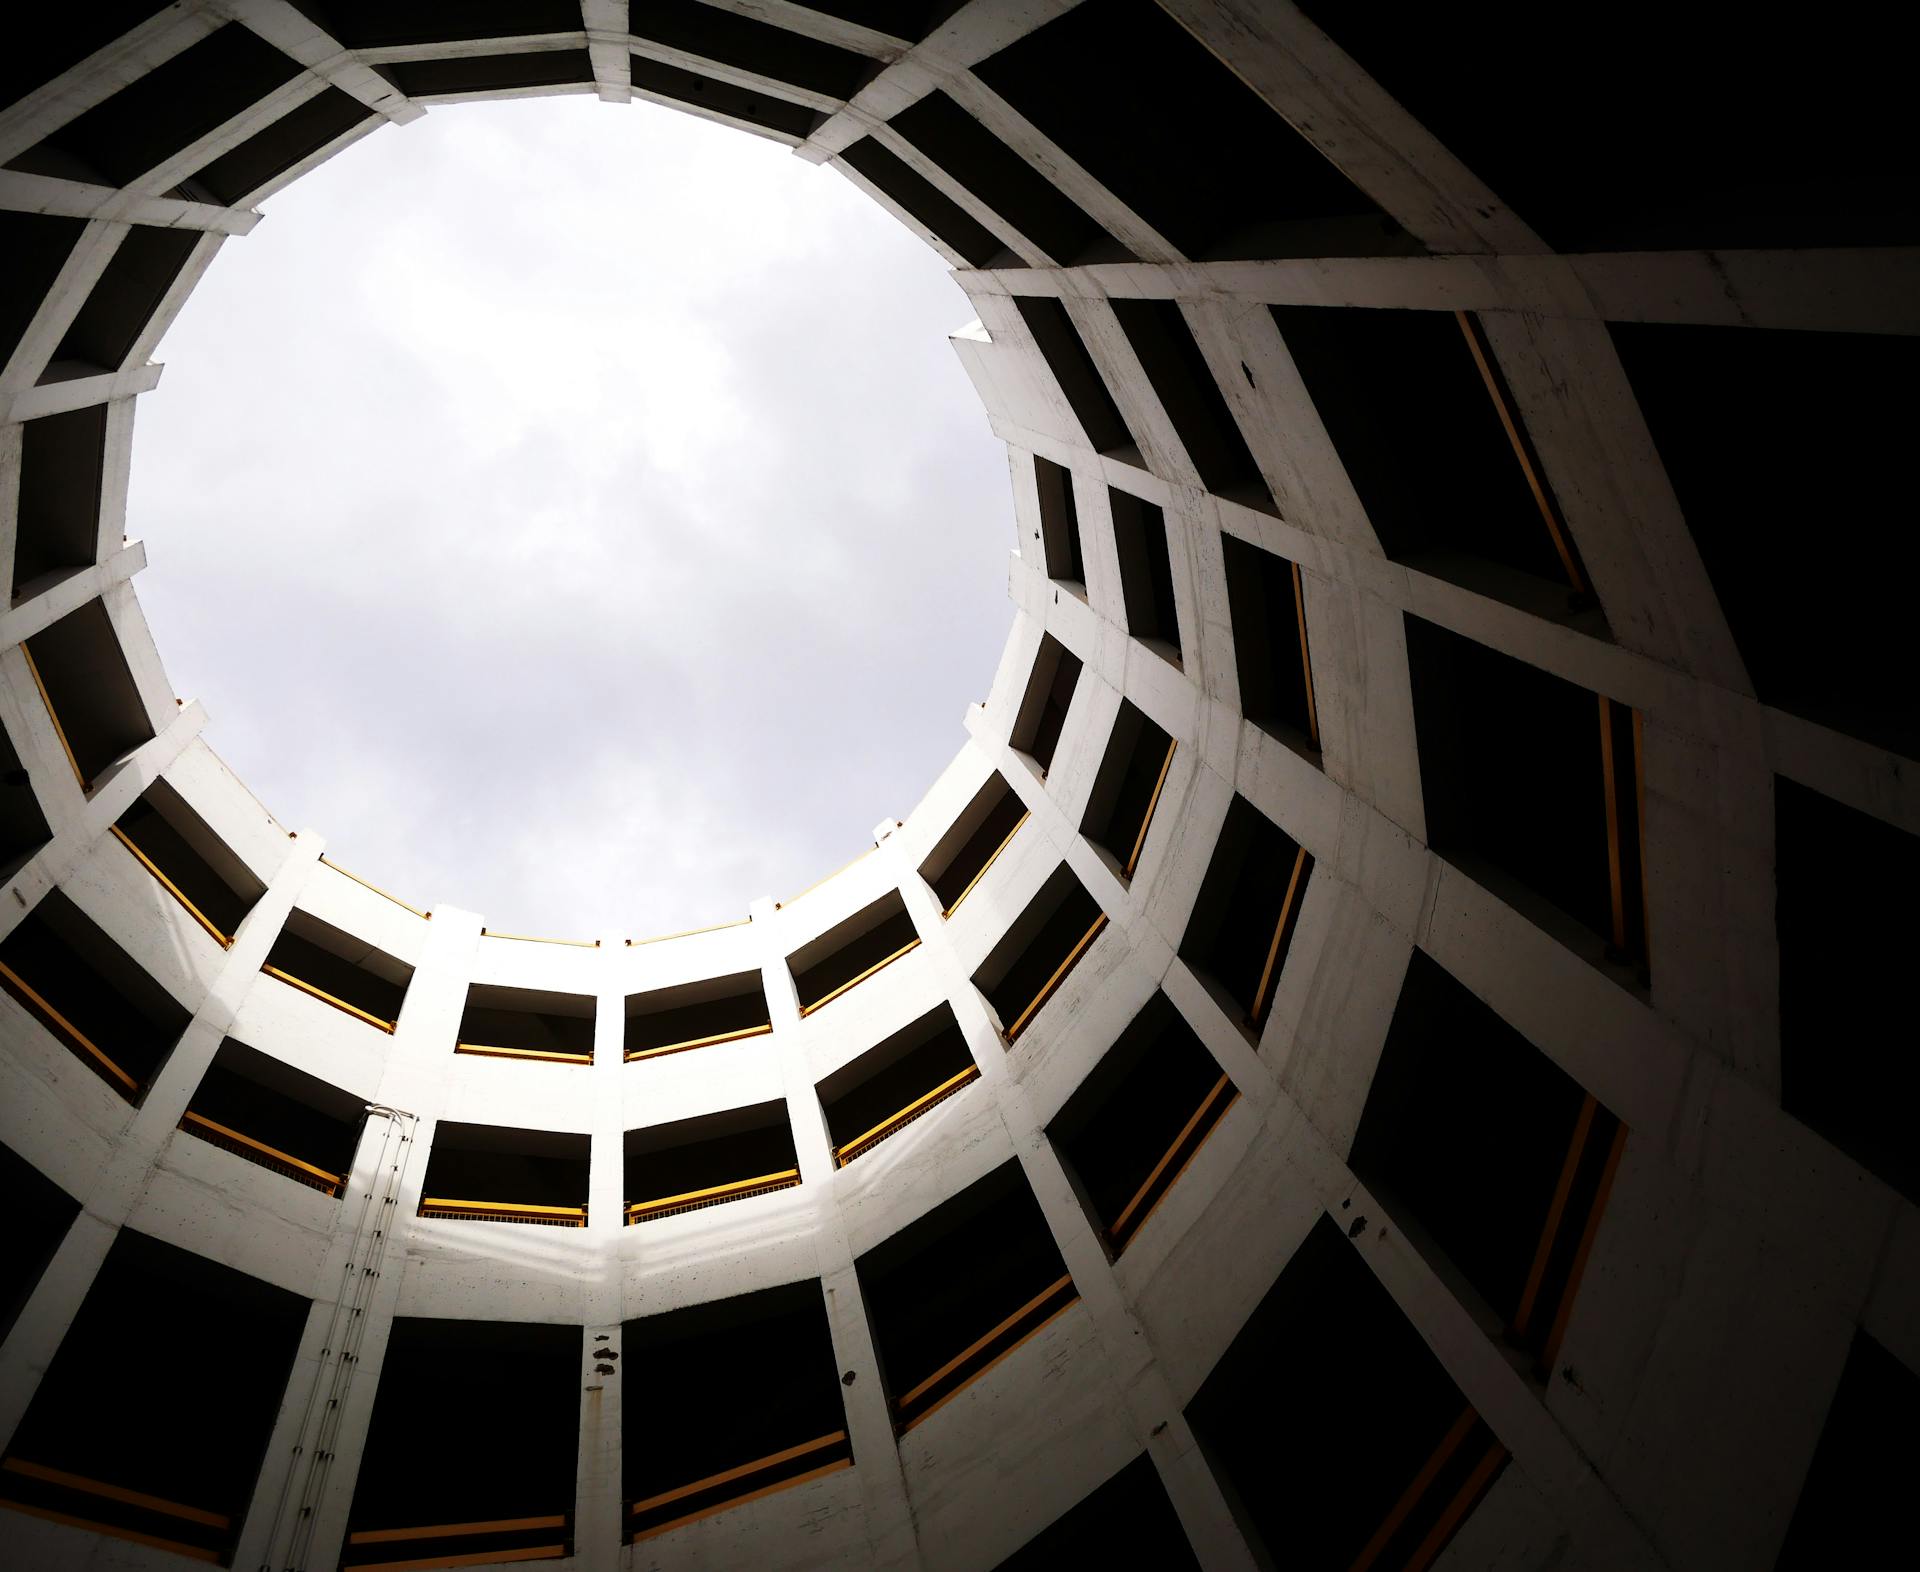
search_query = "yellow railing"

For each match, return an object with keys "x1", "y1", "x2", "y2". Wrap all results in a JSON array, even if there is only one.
[
  {"x1": 418, "y1": 1197, "x2": 587, "y2": 1227},
  {"x1": 1004, "y1": 913, "x2": 1108, "y2": 1043},
  {"x1": 0, "y1": 959, "x2": 138, "y2": 1092},
  {"x1": 1247, "y1": 845, "x2": 1309, "y2": 1030},
  {"x1": 20, "y1": 644, "x2": 87, "y2": 789},
  {"x1": 1123, "y1": 740, "x2": 1177, "y2": 878},
  {"x1": 319, "y1": 855, "x2": 430, "y2": 919},
  {"x1": 626, "y1": 915, "x2": 751, "y2": 947},
  {"x1": 0, "y1": 1457, "x2": 225, "y2": 1563},
  {"x1": 1106, "y1": 1073, "x2": 1235, "y2": 1252},
  {"x1": 940, "y1": 810, "x2": 1030, "y2": 917},
  {"x1": 110, "y1": 825, "x2": 232, "y2": 947},
  {"x1": 834, "y1": 1065, "x2": 981, "y2": 1167},
  {"x1": 797, "y1": 938, "x2": 920, "y2": 1017},
  {"x1": 455, "y1": 1042, "x2": 593, "y2": 1066},
  {"x1": 480, "y1": 928, "x2": 599, "y2": 947},
  {"x1": 624, "y1": 1168, "x2": 801, "y2": 1225},
  {"x1": 179, "y1": 1111, "x2": 342, "y2": 1196},
  {"x1": 261, "y1": 963, "x2": 396, "y2": 1033},
  {"x1": 629, "y1": 1432, "x2": 849, "y2": 1542},
  {"x1": 345, "y1": 1513, "x2": 568, "y2": 1570},
  {"x1": 895, "y1": 1273, "x2": 1077, "y2": 1431},
  {"x1": 624, "y1": 1021, "x2": 771, "y2": 1062}
]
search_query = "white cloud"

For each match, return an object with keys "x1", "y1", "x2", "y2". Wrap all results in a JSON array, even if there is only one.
[{"x1": 129, "y1": 94, "x2": 1013, "y2": 938}]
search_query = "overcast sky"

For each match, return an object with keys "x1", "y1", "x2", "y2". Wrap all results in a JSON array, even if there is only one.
[{"x1": 129, "y1": 96, "x2": 1013, "y2": 940}]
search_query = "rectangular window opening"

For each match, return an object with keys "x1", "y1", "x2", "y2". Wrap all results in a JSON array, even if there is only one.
[
  {"x1": 818, "y1": 1003, "x2": 979, "y2": 1168},
  {"x1": 787, "y1": 891, "x2": 920, "y2": 1016},
  {"x1": 623, "y1": 1281, "x2": 849, "y2": 1543},
  {"x1": 418, "y1": 1121, "x2": 589, "y2": 1228},
  {"x1": 1033, "y1": 454, "x2": 1085, "y2": 592},
  {"x1": 112, "y1": 778, "x2": 264, "y2": 948},
  {"x1": 12, "y1": 405, "x2": 107, "y2": 597},
  {"x1": 1351, "y1": 951, "x2": 1627, "y2": 1375},
  {"x1": 972, "y1": 863, "x2": 1107, "y2": 1044},
  {"x1": 624, "y1": 1102, "x2": 799, "y2": 1226},
  {"x1": 1081, "y1": 701, "x2": 1176, "y2": 882},
  {"x1": 624, "y1": 969, "x2": 771, "y2": 1061},
  {"x1": 456, "y1": 983, "x2": 595, "y2": 1065},
  {"x1": 920, "y1": 772, "x2": 1028, "y2": 917},
  {"x1": 1222, "y1": 531, "x2": 1320, "y2": 754},
  {"x1": 1009, "y1": 633, "x2": 1081, "y2": 776},
  {"x1": 857, "y1": 1160, "x2": 1077, "y2": 1433},
  {"x1": 0, "y1": 889, "x2": 189, "y2": 1100},
  {"x1": 1012, "y1": 296, "x2": 1139, "y2": 458},
  {"x1": 1048, "y1": 993, "x2": 1237, "y2": 1259},
  {"x1": 0, "y1": 1138, "x2": 81, "y2": 1348},
  {"x1": 23, "y1": 598, "x2": 156, "y2": 791},
  {"x1": 1109, "y1": 488, "x2": 1181, "y2": 665},
  {"x1": 0, "y1": 719, "x2": 52, "y2": 885},
  {"x1": 261, "y1": 909, "x2": 413, "y2": 1033},
  {"x1": 180, "y1": 1037, "x2": 366, "y2": 1198},
  {"x1": 1180, "y1": 796, "x2": 1313, "y2": 1040}
]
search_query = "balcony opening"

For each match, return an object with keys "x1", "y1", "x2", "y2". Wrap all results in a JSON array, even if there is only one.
[
  {"x1": 1351, "y1": 951, "x2": 1626, "y2": 1375},
  {"x1": 1048, "y1": 993, "x2": 1236, "y2": 1259},
  {"x1": 6, "y1": 23, "x2": 302, "y2": 190},
  {"x1": 184, "y1": 86, "x2": 378, "y2": 208},
  {"x1": 0, "y1": 213, "x2": 83, "y2": 371},
  {"x1": 998, "y1": 1452, "x2": 1199, "y2": 1568},
  {"x1": 0, "y1": 718, "x2": 52, "y2": 883},
  {"x1": 418, "y1": 1121, "x2": 589, "y2": 1228},
  {"x1": 388, "y1": 51, "x2": 596, "y2": 98},
  {"x1": 343, "y1": 1317, "x2": 579, "y2": 1570},
  {"x1": 1404, "y1": 615, "x2": 1648, "y2": 979},
  {"x1": 818, "y1": 1003, "x2": 979, "y2": 1167},
  {"x1": 838, "y1": 137, "x2": 1002, "y2": 265},
  {"x1": 0, "y1": 889, "x2": 190, "y2": 1100},
  {"x1": 1777, "y1": 1330, "x2": 1915, "y2": 1567},
  {"x1": 1081, "y1": 700, "x2": 1175, "y2": 882},
  {"x1": 624, "y1": 969, "x2": 771, "y2": 1061},
  {"x1": 1109, "y1": 487, "x2": 1181, "y2": 665},
  {"x1": 45, "y1": 225, "x2": 199, "y2": 382},
  {"x1": 456, "y1": 982, "x2": 595, "y2": 1065},
  {"x1": 1775, "y1": 777, "x2": 1918, "y2": 1204},
  {"x1": 857, "y1": 1160, "x2": 1077, "y2": 1433},
  {"x1": 1272, "y1": 306, "x2": 1599, "y2": 625},
  {"x1": 11, "y1": 405, "x2": 106, "y2": 597},
  {"x1": 1180, "y1": 796, "x2": 1313, "y2": 1040},
  {"x1": 920, "y1": 772, "x2": 1027, "y2": 917},
  {"x1": 1222, "y1": 531, "x2": 1319, "y2": 756},
  {"x1": 112, "y1": 778, "x2": 265, "y2": 947},
  {"x1": 1611, "y1": 322, "x2": 1918, "y2": 757},
  {"x1": 780, "y1": 2, "x2": 969, "y2": 43},
  {"x1": 1187, "y1": 1216, "x2": 1507, "y2": 1568},
  {"x1": 787, "y1": 891, "x2": 920, "y2": 1016},
  {"x1": 629, "y1": 0, "x2": 878, "y2": 102},
  {"x1": 181, "y1": 1037, "x2": 365, "y2": 1198},
  {"x1": 281, "y1": 1, "x2": 582, "y2": 50},
  {"x1": 1012, "y1": 296, "x2": 1139, "y2": 459},
  {"x1": 261, "y1": 909, "x2": 413, "y2": 1033},
  {"x1": 1032, "y1": 454, "x2": 1085, "y2": 593},
  {"x1": 1010, "y1": 633, "x2": 1082, "y2": 777},
  {"x1": 973, "y1": 863, "x2": 1106, "y2": 1045},
  {"x1": 624, "y1": 1280, "x2": 850, "y2": 1542},
  {"x1": 22, "y1": 597, "x2": 155, "y2": 790},
  {"x1": 975, "y1": 0, "x2": 1413, "y2": 261},
  {"x1": 1111, "y1": 299, "x2": 1277, "y2": 515},
  {"x1": 889, "y1": 90, "x2": 1126, "y2": 266},
  {"x1": 625, "y1": 1101, "x2": 799, "y2": 1225},
  {"x1": 0, "y1": 1139, "x2": 79, "y2": 1346},
  {"x1": 0, "y1": 1228, "x2": 306, "y2": 1566}
]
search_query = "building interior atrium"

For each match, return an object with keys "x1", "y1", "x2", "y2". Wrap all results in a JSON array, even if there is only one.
[{"x1": 0, "y1": 3, "x2": 1915, "y2": 1570}]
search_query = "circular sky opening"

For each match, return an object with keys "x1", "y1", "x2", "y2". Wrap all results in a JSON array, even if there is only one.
[{"x1": 129, "y1": 95, "x2": 1013, "y2": 939}]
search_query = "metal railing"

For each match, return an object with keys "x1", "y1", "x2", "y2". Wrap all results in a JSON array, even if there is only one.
[
  {"x1": 894, "y1": 1273, "x2": 1078, "y2": 1432},
  {"x1": 624, "y1": 1168, "x2": 801, "y2": 1225},
  {"x1": 318, "y1": 855, "x2": 430, "y2": 919},
  {"x1": 629, "y1": 1432, "x2": 849, "y2": 1542},
  {"x1": 940, "y1": 810, "x2": 1030, "y2": 917},
  {"x1": 178, "y1": 1110, "x2": 341, "y2": 1196},
  {"x1": 1123, "y1": 740, "x2": 1177, "y2": 879},
  {"x1": 418, "y1": 1197, "x2": 587, "y2": 1227},
  {"x1": 0, "y1": 1456, "x2": 228, "y2": 1563},
  {"x1": 834, "y1": 1065, "x2": 981, "y2": 1167},
  {"x1": 455, "y1": 1041, "x2": 593, "y2": 1065},
  {"x1": 1106, "y1": 1073, "x2": 1236, "y2": 1254},
  {"x1": 624, "y1": 1020, "x2": 771, "y2": 1062},
  {"x1": 1247, "y1": 845, "x2": 1310, "y2": 1031}
]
